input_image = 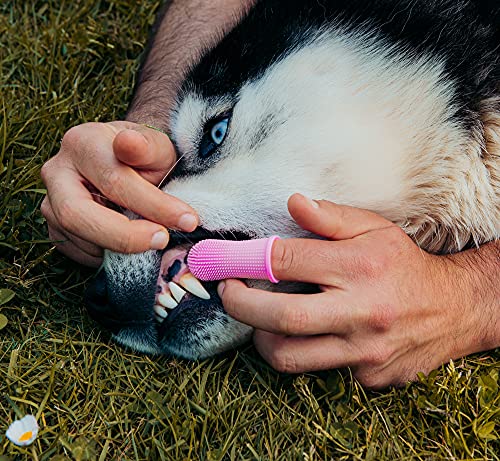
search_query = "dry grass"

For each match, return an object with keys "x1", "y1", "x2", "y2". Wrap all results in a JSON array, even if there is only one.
[{"x1": 0, "y1": 1, "x2": 499, "y2": 459}]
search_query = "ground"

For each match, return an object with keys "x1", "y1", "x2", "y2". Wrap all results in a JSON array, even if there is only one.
[{"x1": 0, "y1": 1, "x2": 499, "y2": 459}]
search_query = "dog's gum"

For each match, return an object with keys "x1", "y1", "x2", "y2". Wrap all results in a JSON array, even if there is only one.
[
  {"x1": 155, "y1": 246, "x2": 189, "y2": 307},
  {"x1": 158, "y1": 247, "x2": 190, "y2": 284}
]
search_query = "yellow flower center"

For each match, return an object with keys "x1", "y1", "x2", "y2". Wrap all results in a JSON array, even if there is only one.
[{"x1": 19, "y1": 431, "x2": 33, "y2": 442}]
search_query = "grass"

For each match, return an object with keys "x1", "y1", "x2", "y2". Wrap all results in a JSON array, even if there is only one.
[{"x1": 0, "y1": 1, "x2": 499, "y2": 459}]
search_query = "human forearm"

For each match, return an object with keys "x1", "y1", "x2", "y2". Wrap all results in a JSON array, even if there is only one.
[
  {"x1": 442, "y1": 240, "x2": 500, "y2": 352},
  {"x1": 126, "y1": 0, "x2": 256, "y2": 128}
]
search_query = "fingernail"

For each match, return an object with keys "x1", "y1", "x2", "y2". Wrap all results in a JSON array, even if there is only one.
[
  {"x1": 303, "y1": 195, "x2": 320, "y2": 209},
  {"x1": 178, "y1": 213, "x2": 198, "y2": 232},
  {"x1": 151, "y1": 230, "x2": 169, "y2": 250},
  {"x1": 217, "y1": 282, "x2": 226, "y2": 297}
]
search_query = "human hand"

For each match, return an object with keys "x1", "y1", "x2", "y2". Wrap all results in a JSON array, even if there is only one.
[
  {"x1": 218, "y1": 194, "x2": 493, "y2": 388},
  {"x1": 41, "y1": 122, "x2": 198, "y2": 267}
]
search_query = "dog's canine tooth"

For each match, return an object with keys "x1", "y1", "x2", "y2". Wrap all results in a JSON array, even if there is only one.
[
  {"x1": 179, "y1": 272, "x2": 211, "y2": 300},
  {"x1": 168, "y1": 282, "x2": 187, "y2": 303},
  {"x1": 154, "y1": 304, "x2": 169, "y2": 319},
  {"x1": 158, "y1": 293, "x2": 178, "y2": 310}
]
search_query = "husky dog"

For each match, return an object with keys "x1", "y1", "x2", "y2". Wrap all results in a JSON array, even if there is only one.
[{"x1": 85, "y1": 0, "x2": 500, "y2": 359}]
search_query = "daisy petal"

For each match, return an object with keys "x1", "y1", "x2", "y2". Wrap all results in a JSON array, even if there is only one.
[{"x1": 6, "y1": 414, "x2": 39, "y2": 446}]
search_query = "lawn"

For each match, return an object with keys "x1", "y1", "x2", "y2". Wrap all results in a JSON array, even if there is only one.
[{"x1": 0, "y1": 1, "x2": 499, "y2": 459}]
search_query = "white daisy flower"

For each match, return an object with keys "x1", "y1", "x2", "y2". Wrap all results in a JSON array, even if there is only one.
[{"x1": 6, "y1": 414, "x2": 39, "y2": 446}]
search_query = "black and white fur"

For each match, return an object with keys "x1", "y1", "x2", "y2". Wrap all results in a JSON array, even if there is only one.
[{"x1": 86, "y1": 0, "x2": 500, "y2": 359}]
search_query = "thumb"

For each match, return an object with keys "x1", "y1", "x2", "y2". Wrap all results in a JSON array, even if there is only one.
[
  {"x1": 113, "y1": 123, "x2": 176, "y2": 184},
  {"x1": 287, "y1": 193, "x2": 395, "y2": 240}
]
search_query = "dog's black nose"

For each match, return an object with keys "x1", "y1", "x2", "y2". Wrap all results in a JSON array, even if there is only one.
[{"x1": 85, "y1": 270, "x2": 124, "y2": 334}]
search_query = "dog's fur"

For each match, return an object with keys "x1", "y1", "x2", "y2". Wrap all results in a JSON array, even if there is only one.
[{"x1": 86, "y1": 0, "x2": 500, "y2": 359}]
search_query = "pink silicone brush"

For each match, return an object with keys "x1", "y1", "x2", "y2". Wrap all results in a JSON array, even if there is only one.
[{"x1": 187, "y1": 236, "x2": 280, "y2": 283}]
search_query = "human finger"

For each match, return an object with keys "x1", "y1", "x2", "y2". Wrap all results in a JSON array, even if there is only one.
[
  {"x1": 42, "y1": 197, "x2": 103, "y2": 258},
  {"x1": 80, "y1": 161, "x2": 198, "y2": 232},
  {"x1": 55, "y1": 199, "x2": 173, "y2": 254},
  {"x1": 47, "y1": 225, "x2": 102, "y2": 267},
  {"x1": 113, "y1": 125, "x2": 175, "y2": 184},
  {"x1": 47, "y1": 167, "x2": 172, "y2": 253},
  {"x1": 270, "y1": 237, "x2": 356, "y2": 284},
  {"x1": 254, "y1": 330, "x2": 359, "y2": 373},
  {"x1": 219, "y1": 279, "x2": 361, "y2": 335},
  {"x1": 287, "y1": 193, "x2": 395, "y2": 240}
]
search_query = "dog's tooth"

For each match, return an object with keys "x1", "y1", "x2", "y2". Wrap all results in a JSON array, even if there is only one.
[
  {"x1": 158, "y1": 293, "x2": 178, "y2": 310},
  {"x1": 168, "y1": 282, "x2": 187, "y2": 303},
  {"x1": 154, "y1": 305, "x2": 169, "y2": 319},
  {"x1": 178, "y1": 272, "x2": 211, "y2": 300},
  {"x1": 154, "y1": 313, "x2": 168, "y2": 323}
]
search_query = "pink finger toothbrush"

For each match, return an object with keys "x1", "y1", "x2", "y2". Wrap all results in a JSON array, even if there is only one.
[{"x1": 186, "y1": 236, "x2": 281, "y2": 283}]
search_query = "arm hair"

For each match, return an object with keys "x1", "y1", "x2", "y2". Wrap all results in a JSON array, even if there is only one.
[{"x1": 126, "y1": 0, "x2": 256, "y2": 129}]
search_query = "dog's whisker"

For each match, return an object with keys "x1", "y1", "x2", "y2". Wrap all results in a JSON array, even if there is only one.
[
  {"x1": 158, "y1": 153, "x2": 186, "y2": 190},
  {"x1": 227, "y1": 230, "x2": 238, "y2": 241}
]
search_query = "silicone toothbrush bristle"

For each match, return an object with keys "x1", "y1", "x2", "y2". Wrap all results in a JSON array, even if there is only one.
[{"x1": 187, "y1": 237, "x2": 280, "y2": 283}]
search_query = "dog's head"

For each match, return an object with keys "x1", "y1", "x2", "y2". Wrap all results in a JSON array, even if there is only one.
[{"x1": 85, "y1": 6, "x2": 463, "y2": 358}]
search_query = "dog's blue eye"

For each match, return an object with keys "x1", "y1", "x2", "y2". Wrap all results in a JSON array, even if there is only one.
[
  {"x1": 199, "y1": 116, "x2": 230, "y2": 159},
  {"x1": 211, "y1": 119, "x2": 228, "y2": 145}
]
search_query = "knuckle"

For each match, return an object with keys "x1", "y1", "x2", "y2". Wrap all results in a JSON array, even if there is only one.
[
  {"x1": 279, "y1": 306, "x2": 309, "y2": 335},
  {"x1": 57, "y1": 199, "x2": 79, "y2": 232},
  {"x1": 47, "y1": 228, "x2": 57, "y2": 242},
  {"x1": 40, "y1": 160, "x2": 53, "y2": 183},
  {"x1": 362, "y1": 344, "x2": 392, "y2": 368},
  {"x1": 357, "y1": 252, "x2": 389, "y2": 279},
  {"x1": 60, "y1": 123, "x2": 102, "y2": 155},
  {"x1": 60, "y1": 125, "x2": 85, "y2": 151},
  {"x1": 272, "y1": 241, "x2": 297, "y2": 275},
  {"x1": 383, "y1": 228, "x2": 409, "y2": 263},
  {"x1": 355, "y1": 371, "x2": 387, "y2": 390},
  {"x1": 388, "y1": 226, "x2": 409, "y2": 250},
  {"x1": 367, "y1": 303, "x2": 396, "y2": 332},
  {"x1": 336, "y1": 204, "x2": 348, "y2": 224},
  {"x1": 99, "y1": 167, "x2": 122, "y2": 197},
  {"x1": 40, "y1": 198, "x2": 50, "y2": 218},
  {"x1": 114, "y1": 231, "x2": 135, "y2": 254},
  {"x1": 268, "y1": 349, "x2": 298, "y2": 374}
]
